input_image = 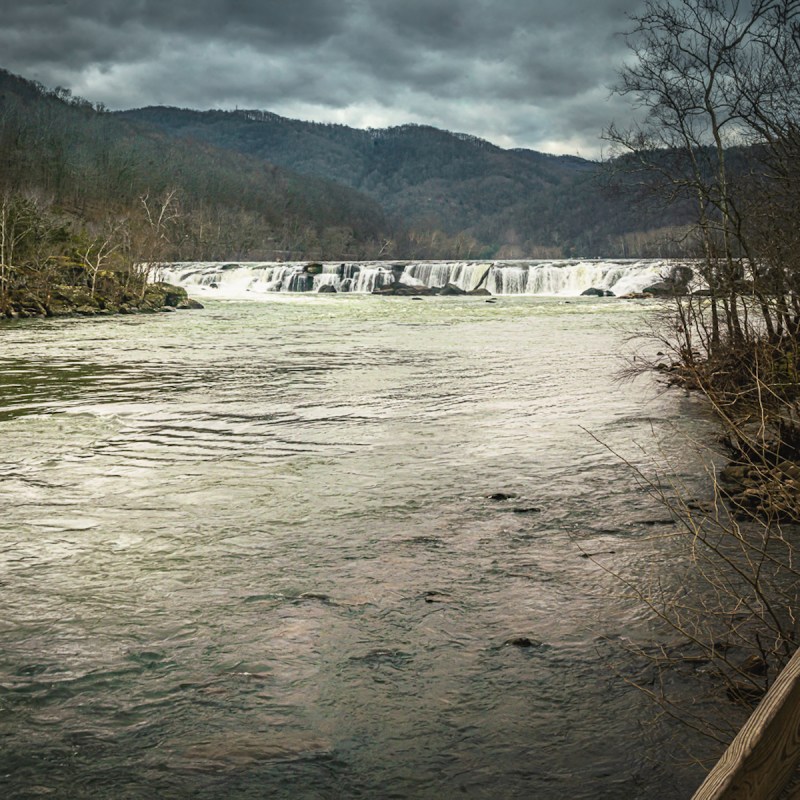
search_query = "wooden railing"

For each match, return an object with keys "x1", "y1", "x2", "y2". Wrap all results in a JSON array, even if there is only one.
[{"x1": 692, "y1": 647, "x2": 800, "y2": 799}]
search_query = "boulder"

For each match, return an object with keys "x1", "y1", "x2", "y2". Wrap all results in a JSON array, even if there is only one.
[
  {"x1": 183, "y1": 298, "x2": 205, "y2": 309},
  {"x1": 439, "y1": 283, "x2": 467, "y2": 296},
  {"x1": 670, "y1": 265, "x2": 694, "y2": 286},
  {"x1": 317, "y1": 284, "x2": 337, "y2": 293},
  {"x1": 373, "y1": 282, "x2": 437, "y2": 296},
  {"x1": 642, "y1": 281, "x2": 685, "y2": 297},
  {"x1": 141, "y1": 282, "x2": 187, "y2": 309},
  {"x1": 505, "y1": 636, "x2": 543, "y2": 648},
  {"x1": 304, "y1": 263, "x2": 324, "y2": 275},
  {"x1": 643, "y1": 266, "x2": 694, "y2": 297},
  {"x1": 163, "y1": 287, "x2": 190, "y2": 307},
  {"x1": 581, "y1": 287, "x2": 614, "y2": 297}
]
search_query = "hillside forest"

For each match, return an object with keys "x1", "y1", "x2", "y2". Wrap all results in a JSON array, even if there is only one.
[{"x1": 0, "y1": 64, "x2": 710, "y2": 285}]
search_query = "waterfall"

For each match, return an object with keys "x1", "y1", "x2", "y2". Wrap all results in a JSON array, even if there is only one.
[
  {"x1": 157, "y1": 259, "x2": 689, "y2": 298},
  {"x1": 351, "y1": 266, "x2": 395, "y2": 293},
  {"x1": 401, "y1": 262, "x2": 492, "y2": 291},
  {"x1": 486, "y1": 266, "x2": 529, "y2": 294}
]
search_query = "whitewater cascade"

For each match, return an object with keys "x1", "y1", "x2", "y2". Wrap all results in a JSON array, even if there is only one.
[{"x1": 157, "y1": 259, "x2": 687, "y2": 298}]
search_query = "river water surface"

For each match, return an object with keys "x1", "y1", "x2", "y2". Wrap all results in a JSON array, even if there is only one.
[{"x1": 0, "y1": 295, "x2": 715, "y2": 798}]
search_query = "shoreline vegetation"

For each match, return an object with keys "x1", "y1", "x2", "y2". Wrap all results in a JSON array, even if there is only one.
[
  {"x1": 604, "y1": 0, "x2": 800, "y2": 782},
  {"x1": 2, "y1": 275, "x2": 201, "y2": 319},
  {"x1": 0, "y1": 191, "x2": 203, "y2": 320}
]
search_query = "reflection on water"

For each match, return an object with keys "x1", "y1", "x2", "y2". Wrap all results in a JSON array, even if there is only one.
[{"x1": 0, "y1": 295, "x2": 713, "y2": 798}]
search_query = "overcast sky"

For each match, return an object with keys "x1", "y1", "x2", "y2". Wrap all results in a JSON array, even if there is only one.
[{"x1": 0, "y1": 0, "x2": 646, "y2": 158}]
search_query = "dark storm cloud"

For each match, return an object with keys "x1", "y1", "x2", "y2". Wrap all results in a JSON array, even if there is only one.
[{"x1": 0, "y1": 0, "x2": 645, "y2": 157}]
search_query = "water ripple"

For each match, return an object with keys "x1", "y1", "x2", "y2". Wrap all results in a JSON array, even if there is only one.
[{"x1": 0, "y1": 296, "x2": 714, "y2": 798}]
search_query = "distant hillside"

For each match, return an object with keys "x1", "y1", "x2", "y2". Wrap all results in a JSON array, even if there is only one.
[
  {"x1": 0, "y1": 69, "x2": 389, "y2": 260},
  {"x1": 118, "y1": 105, "x2": 699, "y2": 257},
  {"x1": 0, "y1": 65, "x2": 704, "y2": 259},
  {"x1": 119, "y1": 107, "x2": 592, "y2": 217}
]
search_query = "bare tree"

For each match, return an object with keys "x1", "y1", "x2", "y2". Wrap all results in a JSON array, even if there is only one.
[
  {"x1": 132, "y1": 188, "x2": 181, "y2": 292},
  {"x1": 75, "y1": 220, "x2": 122, "y2": 298},
  {"x1": 0, "y1": 192, "x2": 58, "y2": 310},
  {"x1": 608, "y1": 0, "x2": 800, "y2": 349},
  {"x1": 606, "y1": 0, "x2": 800, "y2": 762},
  {"x1": 0, "y1": 194, "x2": 30, "y2": 306}
]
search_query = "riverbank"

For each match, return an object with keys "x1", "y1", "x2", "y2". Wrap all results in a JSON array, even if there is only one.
[
  {"x1": 640, "y1": 322, "x2": 800, "y2": 760},
  {"x1": 2, "y1": 279, "x2": 203, "y2": 320},
  {"x1": 657, "y1": 340, "x2": 800, "y2": 523}
]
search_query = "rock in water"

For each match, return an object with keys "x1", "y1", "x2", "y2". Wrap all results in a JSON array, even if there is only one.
[
  {"x1": 643, "y1": 266, "x2": 694, "y2": 297},
  {"x1": 505, "y1": 636, "x2": 543, "y2": 648},
  {"x1": 373, "y1": 283, "x2": 437, "y2": 296},
  {"x1": 439, "y1": 283, "x2": 467, "y2": 296},
  {"x1": 641, "y1": 281, "x2": 679, "y2": 297}
]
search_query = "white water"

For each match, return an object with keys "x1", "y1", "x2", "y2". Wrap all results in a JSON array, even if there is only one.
[{"x1": 157, "y1": 259, "x2": 685, "y2": 298}]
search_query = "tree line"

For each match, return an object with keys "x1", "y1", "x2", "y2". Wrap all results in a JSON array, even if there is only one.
[{"x1": 120, "y1": 101, "x2": 717, "y2": 258}]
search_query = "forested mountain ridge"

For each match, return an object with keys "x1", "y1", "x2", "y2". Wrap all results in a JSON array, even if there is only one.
[
  {"x1": 119, "y1": 105, "x2": 696, "y2": 257},
  {"x1": 120, "y1": 106, "x2": 594, "y2": 203},
  {"x1": 0, "y1": 68, "x2": 389, "y2": 261},
  {"x1": 0, "y1": 65, "x2": 703, "y2": 261}
]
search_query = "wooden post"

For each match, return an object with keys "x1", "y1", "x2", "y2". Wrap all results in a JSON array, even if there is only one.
[{"x1": 692, "y1": 647, "x2": 800, "y2": 799}]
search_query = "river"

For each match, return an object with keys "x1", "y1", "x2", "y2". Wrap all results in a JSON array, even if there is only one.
[{"x1": 0, "y1": 293, "x2": 717, "y2": 798}]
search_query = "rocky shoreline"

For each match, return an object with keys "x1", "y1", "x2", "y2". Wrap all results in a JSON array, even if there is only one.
[
  {"x1": 2, "y1": 281, "x2": 203, "y2": 320},
  {"x1": 719, "y1": 458, "x2": 800, "y2": 521},
  {"x1": 657, "y1": 356, "x2": 800, "y2": 524}
]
